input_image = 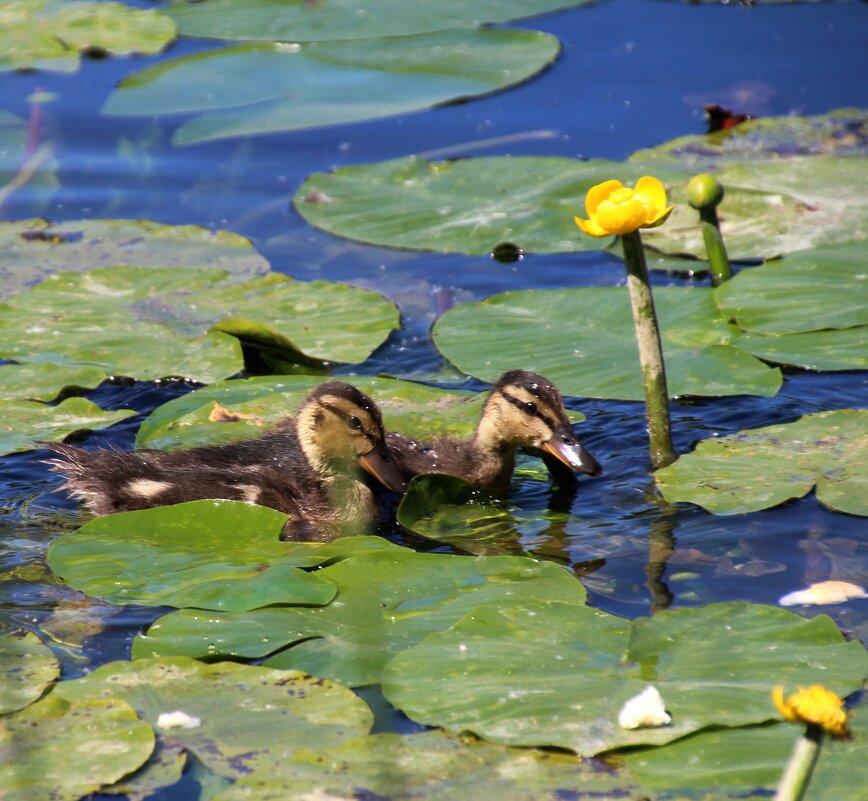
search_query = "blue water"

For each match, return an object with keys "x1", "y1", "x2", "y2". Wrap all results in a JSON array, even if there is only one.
[{"x1": 1, "y1": 0, "x2": 867, "y2": 749}]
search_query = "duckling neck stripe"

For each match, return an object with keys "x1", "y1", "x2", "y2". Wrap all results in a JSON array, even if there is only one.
[{"x1": 501, "y1": 391, "x2": 558, "y2": 431}]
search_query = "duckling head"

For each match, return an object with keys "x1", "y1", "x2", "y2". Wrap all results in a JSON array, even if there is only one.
[
  {"x1": 478, "y1": 370, "x2": 602, "y2": 477},
  {"x1": 296, "y1": 381, "x2": 408, "y2": 493}
]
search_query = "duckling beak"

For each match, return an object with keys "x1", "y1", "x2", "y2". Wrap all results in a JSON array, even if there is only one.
[
  {"x1": 542, "y1": 426, "x2": 603, "y2": 477},
  {"x1": 359, "y1": 443, "x2": 409, "y2": 494}
]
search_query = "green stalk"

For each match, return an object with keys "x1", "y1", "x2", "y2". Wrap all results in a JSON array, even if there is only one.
[
  {"x1": 699, "y1": 205, "x2": 732, "y2": 287},
  {"x1": 621, "y1": 230, "x2": 676, "y2": 469},
  {"x1": 774, "y1": 724, "x2": 824, "y2": 801}
]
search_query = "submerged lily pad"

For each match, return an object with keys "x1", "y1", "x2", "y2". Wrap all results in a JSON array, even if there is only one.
[
  {"x1": 213, "y1": 729, "x2": 639, "y2": 801},
  {"x1": 165, "y1": 0, "x2": 591, "y2": 41},
  {"x1": 381, "y1": 601, "x2": 868, "y2": 755},
  {"x1": 0, "y1": 628, "x2": 59, "y2": 714},
  {"x1": 0, "y1": 109, "x2": 58, "y2": 209},
  {"x1": 0, "y1": 266, "x2": 398, "y2": 383},
  {"x1": 655, "y1": 409, "x2": 868, "y2": 516},
  {"x1": 433, "y1": 286, "x2": 782, "y2": 400},
  {"x1": 1, "y1": 397, "x2": 136, "y2": 456},
  {"x1": 132, "y1": 541, "x2": 586, "y2": 687},
  {"x1": 0, "y1": 218, "x2": 269, "y2": 300},
  {"x1": 0, "y1": 0, "x2": 175, "y2": 73},
  {"x1": 46, "y1": 501, "x2": 353, "y2": 611},
  {"x1": 0, "y1": 694, "x2": 155, "y2": 801},
  {"x1": 0, "y1": 362, "x2": 106, "y2": 401},
  {"x1": 54, "y1": 657, "x2": 373, "y2": 781},
  {"x1": 103, "y1": 29, "x2": 560, "y2": 146},
  {"x1": 714, "y1": 241, "x2": 868, "y2": 334}
]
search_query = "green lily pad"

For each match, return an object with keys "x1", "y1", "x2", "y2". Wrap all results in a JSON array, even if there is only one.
[
  {"x1": 0, "y1": 362, "x2": 106, "y2": 401},
  {"x1": 1, "y1": 397, "x2": 136, "y2": 456},
  {"x1": 103, "y1": 29, "x2": 560, "y2": 146},
  {"x1": 212, "y1": 729, "x2": 640, "y2": 801},
  {"x1": 0, "y1": 109, "x2": 58, "y2": 209},
  {"x1": 0, "y1": 694, "x2": 155, "y2": 801},
  {"x1": 714, "y1": 241, "x2": 868, "y2": 334},
  {"x1": 630, "y1": 109, "x2": 868, "y2": 166},
  {"x1": 46, "y1": 500, "x2": 353, "y2": 611},
  {"x1": 655, "y1": 409, "x2": 868, "y2": 516},
  {"x1": 381, "y1": 601, "x2": 868, "y2": 755},
  {"x1": 626, "y1": 711, "x2": 868, "y2": 801},
  {"x1": 165, "y1": 0, "x2": 592, "y2": 42},
  {"x1": 0, "y1": 0, "x2": 176, "y2": 73},
  {"x1": 0, "y1": 628, "x2": 59, "y2": 714},
  {"x1": 0, "y1": 266, "x2": 398, "y2": 383},
  {"x1": 433, "y1": 286, "x2": 782, "y2": 400},
  {"x1": 54, "y1": 656, "x2": 373, "y2": 781},
  {"x1": 132, "y1": 541, "x2": 586, "y2": 687},
  {"x1": 731, "y1": 326, "x2": 868, "y2": 372},
  {"x1": 0, "y1": 218, "x2": 270, "y2": 301}
]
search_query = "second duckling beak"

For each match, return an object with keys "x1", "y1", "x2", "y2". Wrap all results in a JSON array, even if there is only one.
[
  {"x1": 359, "y1": 442, "x2": 409, "y2": 494},
  {"x1": 542, "y1": 426, "x2": 603, "y2": 477}
]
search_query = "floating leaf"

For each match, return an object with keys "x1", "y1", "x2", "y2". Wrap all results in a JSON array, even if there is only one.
[
  {"x1": 132, "y1": 541, "x2": 586, "y2": 687},
  {"x1": 103, "y1": 30, "x2": 560, "y2": 146},
  {"x1": 135, "y1": 374, "x2": 530, "y2": 450},
  {"x1": 715, "y1": 241, "x2": 868, "y2": 334},
  {"x1": 46, "y1": 501, "x2": 358, "y2": 611},
  {"x1": 381, "y1": 601, "x2": 868, "y2": 755},
  {"x1": 433, "y1": 286, "x2": 782, "y2": 400},
  {"x1": 0, "y1": 362, "x2": 106, "y2": 401},
  {"x1": 0, "y1": 218, "x2": 269, "y2": 301},
  {"x1": 0, "y1": 0, "x2": 176, "y2": 73},
  {"x1": 0, "y1": 266, "x2": 398, "y2": 384},
  {"x1": 731, "y1": 326, "x2": 868, "y2": 372},
  {"x1": 0, "y1": 628, "x2": 59, "y2": 714},
  {"x1": 655, "y1": 409, "x2": 868, "y2": 516},
  {"x1": 54, "y1": 657, "x2": 373, "y2": 781},
  {"x1": 0, "y1": 397, "x2": 136, "y2": 456},
  {"x1": 0, "y1": 694, "x2": 155, "y2": 801},
  {"x1": 165, "y1": 0, "x2": 592, "y2": 42},
  {"x1": 212, "y1": 729, "x2": 639, "y2": 801}
]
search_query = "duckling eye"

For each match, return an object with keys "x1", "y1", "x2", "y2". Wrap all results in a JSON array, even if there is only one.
[
  {"x1": 523, "y1": 401, "x2": 537, "y2": 414},
  {"x1": 347, "y1": 415, "x2": 363, "y2": 431}
]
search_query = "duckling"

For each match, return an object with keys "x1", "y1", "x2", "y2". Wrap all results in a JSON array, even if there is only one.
[
  {"x1": 42, "y1": 381, "x2": 407, "y2": 540},
  {"x1": 385, "y1": 370, "x2": 601, "y2": 492}
]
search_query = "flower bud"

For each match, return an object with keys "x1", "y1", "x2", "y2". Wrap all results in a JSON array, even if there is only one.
[{"x1": 687, "y1": 173, "x2": 724, "y2": 210}]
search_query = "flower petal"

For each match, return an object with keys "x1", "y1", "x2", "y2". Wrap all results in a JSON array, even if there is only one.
[
  {"x1": 643, "y1": 205, "x2": 674, "y2": 229},
  {"x1": 597, "y1": 196, "x2": 647, "y2": 234},
  {"x1": 584, "y1": 180, "x2": 623, "y2": 216},
  {"x1": 574, "y1": 215, "x2": 609, "y2": 238},
  {"x1": 634, "y1": 176, "x2": 668, "y2": 219}
]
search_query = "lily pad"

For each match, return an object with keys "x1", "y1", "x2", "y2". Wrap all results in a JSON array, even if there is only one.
[
  {"x1": 0, "y1": 218, "x2": 270, "y2": 301},
  {"x1": 0, "y1": 266, "x2": 398, "y2": 383},
  {"x1": 731, "y1": 326, "x2": 868, "y2": 372},
  {"x1": 433, "y1": 286, "x2": 782, "y2": 400},
  {"x1": 46, "y1": 500, "x2": 351, "y2": 611},
  {"x1": 103, "y1": 29, "x2": 560, "y2": 146},
  {"x1": 213, "y1": 729, "x2": 640, "y2": 801},
  {"x1": 381, "y1": 601, "x2": 868, "y2": 755},
  {"x1": 132, "y1": 541, "x2": 586, "y2": 687},
  {"x1": 655, "y1": 409, "x2": 868, "y2": 516},
  {"x1": 0, "y1": 628, "x2": 59, "y2": 714},
  {"x1": 165, "y1": 0, "x2": 592, "y2": 42},
  {"x1": 0, "y1": 694, "x2": 155, "y2": 801},
  {"x1": 0, "y1": 0, "x2": 176, "y2": 73},
  {"x1": 1, "y1": 397, "x2": 136, "y2": 456},
  {"x1": 714, "y1": 241, "x2": 868, "y2": 334},
  {"x1": 0, "y1": 362, "x2": 106, "y2": 401},
  {"x1": 54, "y1": 656, "x2": 373, "y2": 781}
]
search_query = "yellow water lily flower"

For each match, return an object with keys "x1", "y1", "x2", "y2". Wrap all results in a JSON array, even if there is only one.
[
  {"x1": 772, "y1": 685, "x2": 851, "y2": 738},
  {"x1": 574, "y1": 176, "x2": 673, "y2": 237}
]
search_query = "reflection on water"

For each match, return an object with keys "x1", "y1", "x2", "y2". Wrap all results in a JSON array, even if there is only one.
[{"x1": 1, "y1": 0, "x2": 867, "y2": 743}]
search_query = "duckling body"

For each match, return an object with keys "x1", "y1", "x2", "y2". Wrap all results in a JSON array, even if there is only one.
[
  {"x1": 386, "y1": 370, "x2": 601, "y2": 492},
  {"x1": 43, "y1": 381, "x2": 407, "y2": 539}
]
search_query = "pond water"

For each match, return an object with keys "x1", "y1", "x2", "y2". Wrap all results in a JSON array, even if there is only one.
[{"x1": 2, "y1": 0, "x2": 867, "y2": 771}]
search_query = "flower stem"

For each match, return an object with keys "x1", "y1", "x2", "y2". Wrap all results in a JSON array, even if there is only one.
[
  {"x1": 775, "y1": 724, "x2": 824, "y2": 801},
  {"x1": 621, "y1": 230, "x2": 676, "y2": 469},
  {"x1": 699, "y1": 206, "x2": 732, "y2": 287}
]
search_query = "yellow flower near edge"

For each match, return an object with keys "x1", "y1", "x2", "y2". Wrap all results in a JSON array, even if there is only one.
[
  {"x1": 772, "y1": 685, "x2": 851, "y2": 738},
  {"x1": 574, "y1": 176, "x2": 673, "y2": 237}
]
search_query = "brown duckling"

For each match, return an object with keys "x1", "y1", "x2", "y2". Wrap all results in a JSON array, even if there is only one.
[
  {"x1": 42, "y1": 381, "x2": 407, "y2": 540},
  {"x1": 385, "y1": 369, "x2": 601, "y2": 492}
]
